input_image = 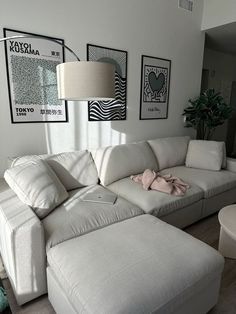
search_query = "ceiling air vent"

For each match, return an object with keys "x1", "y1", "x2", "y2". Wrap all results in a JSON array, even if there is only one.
[{"x1": 178, "y1": 0, "x2": 193, "y2": 12}]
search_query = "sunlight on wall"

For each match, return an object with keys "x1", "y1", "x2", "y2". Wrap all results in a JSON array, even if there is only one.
[
  {"x1": 45, "y1": 101, "x2": 126, "y2": 154},
  {"x1": 45, "y1": 102, "x2": 76, "y2": 154}
]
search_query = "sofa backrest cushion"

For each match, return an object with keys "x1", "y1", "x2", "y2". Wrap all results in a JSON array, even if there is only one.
[
  {"x1": 148, "y1": 136, "x2": 190, "y2": 170},
  {"x1": 11, "y1": 150, "x2": 98, "y2": 191},
  {"x1": 4, "y1": 159, "x2": 68, "y2": 219},
  {"x1": 185, "y1": 140, "x2": 224, "y2": 171},
  {"x1": 93, "y1": 142, "x2": 158, "y2": 186}
]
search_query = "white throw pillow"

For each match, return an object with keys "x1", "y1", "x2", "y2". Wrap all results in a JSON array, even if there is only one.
[
  {"x1": 185, "y1": 140, "x2": 224, "y2": 171},
  {"x1": 11, "y1": 150, "x2": 98, "y2": 191},
  {"x1": 4, "y1": 159, "x2": 68, "y2": 219},
  {"x1": 10, "y1": 154, "x2": 49, "y2": 167}
]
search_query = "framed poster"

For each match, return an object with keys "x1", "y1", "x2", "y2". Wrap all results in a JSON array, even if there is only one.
[
  {"x1": 4, "y1": 28, "x2": 68, "y2": 123},
  {"x1": 140, "y1": 55, "x2": 171, "y2": 120},
  {"x1": 87, "y1": 44, "x2": 127, "y2": 121}
]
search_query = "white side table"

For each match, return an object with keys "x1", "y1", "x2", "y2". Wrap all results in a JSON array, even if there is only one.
[{"x1": 218, "y1": 205, "x2": 236, "y2": 259}]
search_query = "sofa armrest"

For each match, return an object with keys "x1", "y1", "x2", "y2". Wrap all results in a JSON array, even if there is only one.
[
  {"x1": 0, "y1": 179, "x2": 47, "y2": 305},
  {"x1": 226, "y1": 158, "x2": 236, "y2": 172}
]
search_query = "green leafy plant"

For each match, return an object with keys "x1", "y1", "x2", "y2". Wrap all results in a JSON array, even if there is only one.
[{"x1": 183, "y1": 89, "x2": 233, "y2": 140}]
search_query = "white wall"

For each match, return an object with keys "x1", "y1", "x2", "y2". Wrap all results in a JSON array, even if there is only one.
[
  {"x1": 0, "y1": 0, "x2": 204, "y2": 175},
  {"x1": 202, "y1": 0, "x2": 236, "y2": 30}
]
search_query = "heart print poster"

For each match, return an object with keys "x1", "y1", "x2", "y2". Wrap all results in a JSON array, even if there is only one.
[{"x1": 140, "y1": 55, "x2": 171, "y2": 119}]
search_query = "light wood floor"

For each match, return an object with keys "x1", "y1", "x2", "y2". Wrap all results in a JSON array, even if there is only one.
[{"x1": 3, "y1": 214, "x2": 236, "y2": 314}]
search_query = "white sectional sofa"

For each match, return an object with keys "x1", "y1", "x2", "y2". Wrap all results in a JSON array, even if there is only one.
[
  {"x1": 94, "y1": 136, "x2": 236, "y2": 228},
  {"x1": 0, "y1": 136, "x2": 235, "y2": 313}
]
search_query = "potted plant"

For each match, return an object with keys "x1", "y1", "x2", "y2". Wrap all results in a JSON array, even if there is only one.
[{"x1": 183, "y1": 89, "x2": 232, "y2": 140}]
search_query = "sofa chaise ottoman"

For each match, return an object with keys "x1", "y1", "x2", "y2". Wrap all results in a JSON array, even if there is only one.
[
  {"x1": 46, "y1": 214, "x2": 224, "y2": 314},
  {"x1": 0, "y1": 178, "x2": 224, "y2": 313},
  {"x1": 0, "y1": 179, "x2": 142, "y2": 305}
]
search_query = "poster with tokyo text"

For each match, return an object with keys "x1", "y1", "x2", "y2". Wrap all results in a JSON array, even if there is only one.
[
  {"x1": 140, "y1": 55, "x2": 171, "y2": 120},
  {"x1": 4, "y1": 28, "x2": 68, "y2": 123}
]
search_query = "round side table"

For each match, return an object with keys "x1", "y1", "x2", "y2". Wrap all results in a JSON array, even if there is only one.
[{"x1": 218, "y1": 205, "x2": 236, "y2": 259}]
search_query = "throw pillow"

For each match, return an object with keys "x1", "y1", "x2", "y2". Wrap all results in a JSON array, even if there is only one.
[
  {"x1": 185, "y1": 140, "x2": 224, "y2": 171},
  {"x1": 4, "y1": 159, "x2": 68, "y2": 219},
  {"x1": 11, "y1": 150, "x2": 98, "y2": 191}
]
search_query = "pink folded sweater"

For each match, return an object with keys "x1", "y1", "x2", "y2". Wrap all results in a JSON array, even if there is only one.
[{"x1": 131, "y1": 169, "x2": 189, "y2": 196}]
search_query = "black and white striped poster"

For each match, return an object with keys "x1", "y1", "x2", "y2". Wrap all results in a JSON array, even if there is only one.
[
  {"x1": 87, "y1": 44, "x2": 127, "y2": 121},
  {"x1": 4, "y1": 28, "x2": 68, "y2": 123}
]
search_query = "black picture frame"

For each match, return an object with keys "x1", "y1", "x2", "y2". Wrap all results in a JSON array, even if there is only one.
[
  {"x1": 3, "y1": 28, "x2": 68, "y2": 123},
  {"x1": 139, "y1": 55, "x2": 171, "y2": 120},
  {"x1": 87, "y1": 44, "x2": 128, "y2": 121}
]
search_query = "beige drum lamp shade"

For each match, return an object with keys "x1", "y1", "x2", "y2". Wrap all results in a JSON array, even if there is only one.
[
  {"x1": 57, "y1": 61, "x2": 115, "y2": 101},
  {"x1": 0, "y1": 35, "x2": 116, "y2": 101}
]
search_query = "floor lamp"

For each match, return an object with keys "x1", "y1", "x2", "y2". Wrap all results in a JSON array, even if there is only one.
[{"x1": 0, "y1": 34, "x2": 115, "y2": 101}]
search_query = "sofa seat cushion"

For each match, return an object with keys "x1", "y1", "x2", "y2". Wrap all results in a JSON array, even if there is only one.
[
  {"x1": 43, "y1": 185, "x2": 143, "y2": 250},
  {"x1": 47, "y1": 215, "x2": 224, "y2": 314},
  {"x1": 161, "y1": 166, "x2": 236, "y2": 199},
  {"x1": 107, "y1": 177, "x2": 203, "y2": 217}
]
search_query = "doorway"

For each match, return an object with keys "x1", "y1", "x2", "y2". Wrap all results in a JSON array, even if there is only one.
[
  {"x1": 201, "y1": 22, "x2": 236, "y2": 153},
  {"x1": 201, "y1": 69, "x2": 209, "y2": 92},
  {"x1": 226, "y1": 81, "x2": 236, "y2": 156}
]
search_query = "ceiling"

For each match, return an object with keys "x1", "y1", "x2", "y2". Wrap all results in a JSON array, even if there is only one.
[{"x1": 205, "y1": 22, "x2": 236, "y2": 56}]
